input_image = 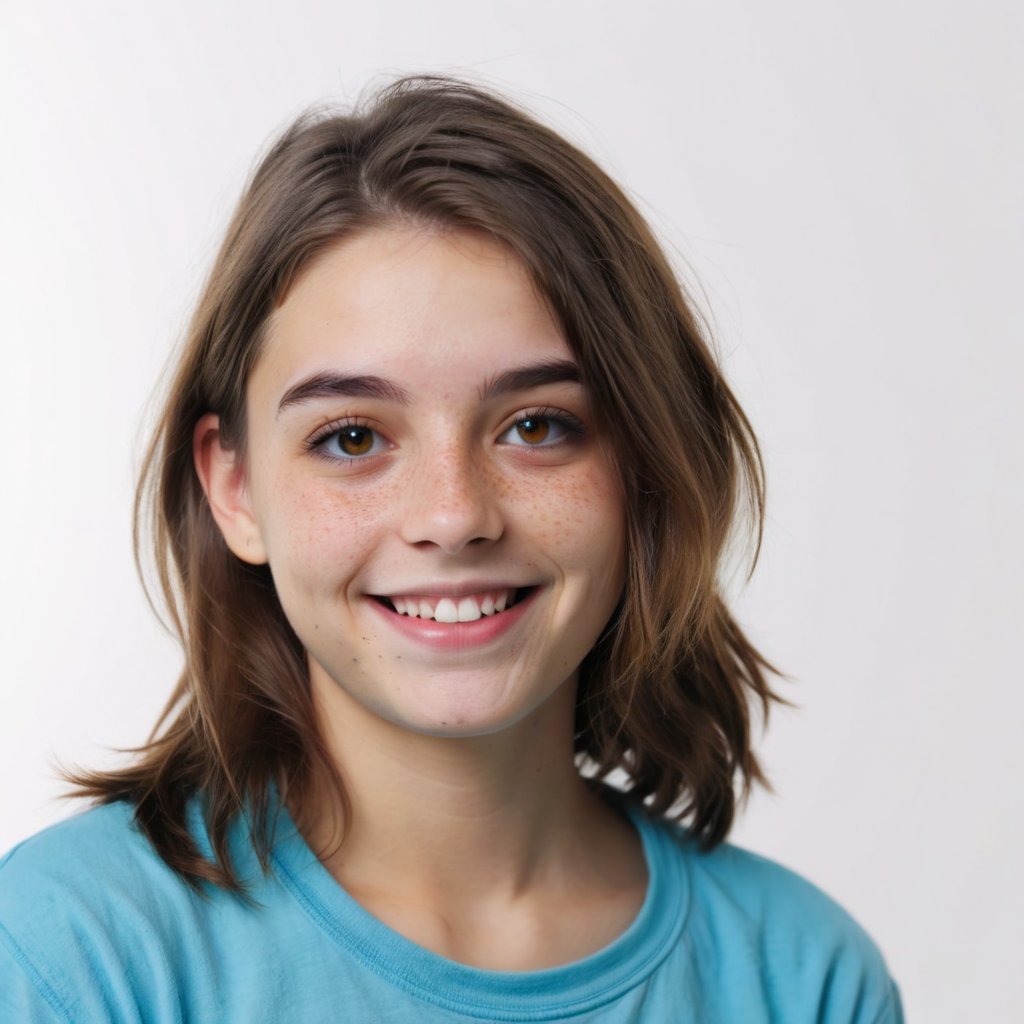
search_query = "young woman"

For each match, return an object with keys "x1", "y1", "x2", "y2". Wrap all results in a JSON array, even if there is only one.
[{"x1": 0, "y1": 76, "x2": 903, "y2": 1022}]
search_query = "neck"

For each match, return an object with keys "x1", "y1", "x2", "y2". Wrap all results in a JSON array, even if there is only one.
[
  {"x1": 297, "y1": 662, "x2": 648, "y2": 970},
  {"x1": 305, "y1": 666, "x2": 609, "y2": 901}
]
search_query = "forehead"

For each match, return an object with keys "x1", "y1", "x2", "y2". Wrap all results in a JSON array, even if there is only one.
[{"x1": 253, "y1": 226, "x2": 572, "y2": 401}]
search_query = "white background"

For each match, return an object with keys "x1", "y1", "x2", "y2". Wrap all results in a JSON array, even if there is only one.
[{"x1": 2, "y1": 1, "x2": 1021, "y2": 1019}]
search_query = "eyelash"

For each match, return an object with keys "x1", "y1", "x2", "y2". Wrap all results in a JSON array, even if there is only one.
[
  {"x1": 499, "y1": 407, "x2": 586, "y2": 448},
  {"x1": 303, "y1": 407, "x2": 587, "y2": 464},
  {"x1": 305, "y1": 417, "x2": 387, "y2": 462}
]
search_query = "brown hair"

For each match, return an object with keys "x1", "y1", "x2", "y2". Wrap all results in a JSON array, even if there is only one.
[{"x1": 69, "y1": 75, "x2": 780, "y2": 891}]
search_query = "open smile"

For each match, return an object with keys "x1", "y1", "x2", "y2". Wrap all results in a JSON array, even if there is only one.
[
  {"x1": 373, "y1": 587, "x2": 534, "y2": 623},
  {"x1": 367, "y1": 586, "x2": 541, "y2": 649}
]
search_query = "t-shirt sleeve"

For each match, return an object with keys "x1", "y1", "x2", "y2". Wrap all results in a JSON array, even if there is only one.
[
  {"x1": 0, "y1": 932, "x2": 66, "y2": 1024},
  {"x1": 0, "y1": 806, "x2": 181, "y2": 1023},
  {"x1": 684, "y1": 838, "x2": 905, "y2": 1024},
  {"x1": 760, "y1": 865, "x2": 904, "y2": 1024},
  {"x1": 869, "y1": 980, "x2": 905, "y2": 1024}
]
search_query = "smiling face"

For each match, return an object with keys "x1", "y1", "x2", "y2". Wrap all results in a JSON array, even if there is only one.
[{"x1": 202, "y1": 226, "x2": 626, "y2": 740}]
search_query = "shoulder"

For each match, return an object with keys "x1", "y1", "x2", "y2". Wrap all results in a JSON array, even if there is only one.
[
  {"x1": 0, "y1": 799, "x2": 189, "y2": 934},
  {"x1": 0, "y1": 801, "x2": 219, "y2": 1020},
  {"x1": 645, "y1": 816, "x2": 904, "y2": 1023},
  {"x1": 0, "y1": 800, "x2": 189, "y2": 923},
  {"x1": 4, "y1": 798, "x2": 161, "y2": 867},
  {"x1": 685, "y1": 832, "x2": 881, "y2": 948}
]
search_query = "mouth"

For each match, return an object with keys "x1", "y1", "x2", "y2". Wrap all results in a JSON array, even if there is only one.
[{"x1": 371, "y1": 587, "x2": 537, "y2": 624}]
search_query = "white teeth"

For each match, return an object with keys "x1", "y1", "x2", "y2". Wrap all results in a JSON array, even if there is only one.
[{"x1": 387, "y1": 588, "x2": 520, "y2": 621}]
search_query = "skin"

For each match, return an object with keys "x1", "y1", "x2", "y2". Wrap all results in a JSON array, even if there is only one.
[{"x1": 195, "y1": 225, "x2": 646, "y2": 969}]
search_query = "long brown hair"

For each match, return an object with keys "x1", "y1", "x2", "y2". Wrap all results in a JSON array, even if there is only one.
[{"x1": 69, "y1": 75, "x2": 780, "y2": 892}]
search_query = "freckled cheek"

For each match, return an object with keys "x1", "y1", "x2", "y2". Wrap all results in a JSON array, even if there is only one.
[
  {"x1": 258, "y1": 476, "x2": 395, "y2": 584},
  {"x1": 505, "y1": 462, "x2": 626, "y2": 564}
]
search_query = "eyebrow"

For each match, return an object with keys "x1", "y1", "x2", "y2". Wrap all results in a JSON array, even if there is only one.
[
  {"x1": 480, "y1": 359, "x2": 581, "y2": 399},
  {"x1": 277, "y1": 373, "x2": 412, "y2": 415},
  {"x1": 276, "y1": 358, "x2": 582, "y2": 415}
]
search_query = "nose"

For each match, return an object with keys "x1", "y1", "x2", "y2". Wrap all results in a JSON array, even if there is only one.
[{"x1": 399, "y1": 446, "x2": 504, "y2": 554}]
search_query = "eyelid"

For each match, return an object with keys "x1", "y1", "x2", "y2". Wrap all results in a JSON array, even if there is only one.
[{"x1": 304, "y1": 414, "x2": 366, "y2": 447}]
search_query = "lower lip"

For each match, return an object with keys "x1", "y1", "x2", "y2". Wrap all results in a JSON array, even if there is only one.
[{"x1": 366, "y1": 588, "x2": 540, "y2": 651}]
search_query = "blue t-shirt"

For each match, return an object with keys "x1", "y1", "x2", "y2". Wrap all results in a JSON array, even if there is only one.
[{"x1": 0, "y1": 797, "x2": 903, "y2": 1022}]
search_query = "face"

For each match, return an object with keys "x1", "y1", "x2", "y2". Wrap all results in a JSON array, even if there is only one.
[{"x1": 213, "y1": 226, "x2": 626, "y2": 740}]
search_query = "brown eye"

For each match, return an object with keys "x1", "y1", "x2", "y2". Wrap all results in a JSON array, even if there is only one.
[
  {"x1": 499, "y1": 411, "x2": 585, "y2": 449},
  {"x1": 339, "y1": 426, "x2": 374, "y2": 455},
  {"x1": 515, "y1": 417, "x2": 551, "y2": 445},
  {"x1": 309, "y1": 422, "x2": 386, "y2": 461}
]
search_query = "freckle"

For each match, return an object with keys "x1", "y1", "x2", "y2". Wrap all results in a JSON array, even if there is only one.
[{"x1": 352, "y1": 657, "x2": 359, "y2": 664}]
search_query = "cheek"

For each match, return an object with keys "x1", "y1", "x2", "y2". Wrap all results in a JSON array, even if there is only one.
[
  {"x1": 254, "y1": 467, "x2": 396, "y2": 589},
  {"x1": 508, "y1": 460, "x2": 626, "y2": 576}
]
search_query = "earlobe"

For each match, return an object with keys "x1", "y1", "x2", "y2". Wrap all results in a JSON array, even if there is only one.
[{"x1": 193, "y1": 413, "x2": 268, "y2": 565}]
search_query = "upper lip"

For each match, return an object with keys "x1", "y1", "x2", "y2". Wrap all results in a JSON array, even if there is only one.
[{"x1": 370, "y1": 580, "x2": 539, "y2": 599}]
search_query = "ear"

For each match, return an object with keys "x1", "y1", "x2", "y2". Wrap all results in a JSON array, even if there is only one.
[{"x1": 193, "y1": 413, "x2": 268, "y2": 565}]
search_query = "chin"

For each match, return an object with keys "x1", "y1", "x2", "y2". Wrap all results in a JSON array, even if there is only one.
[{"x1": 387, "y1": 693, "x2": 536, "y2": 740}]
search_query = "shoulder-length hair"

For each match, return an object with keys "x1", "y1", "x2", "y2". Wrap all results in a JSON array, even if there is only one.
[{"x1": 70, "y1": 75, "x2": 779, "y2": 891}]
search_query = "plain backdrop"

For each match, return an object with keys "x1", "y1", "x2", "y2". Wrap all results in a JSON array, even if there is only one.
[{"x1": 2, "y1": 1, "x2": 1021, "y2": 1020}]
